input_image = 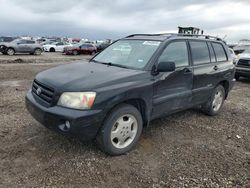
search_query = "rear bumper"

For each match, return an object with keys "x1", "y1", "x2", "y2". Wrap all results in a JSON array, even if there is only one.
[
  {"x1": 0, "y1": 45, "x2": 7, "y2": 52},
  {"x1": 235, "y1": 66, "x2": 250, "y2": 77},
  {"x1": 25, "y1": 90, "x2": 105, "y2": 140}
]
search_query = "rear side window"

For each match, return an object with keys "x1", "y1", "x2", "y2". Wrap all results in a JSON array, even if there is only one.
[
  {"x1": 207, "y1": 42, "x2": 216, "y2": 62},
  {"x1": 158, "y1": 41, "x2": 189, "y2": 68},
  {"x1": 27, "y1": 40, "x2": 35, "y2": 44},
  {"x1": 212, "y1": 42, "x2": 227, "y2": 62},
  {"x1": 190, "y1": 41, "x2": 210, "y2": 65}
]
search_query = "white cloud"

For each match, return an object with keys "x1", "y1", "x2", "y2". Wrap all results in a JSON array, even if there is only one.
[{"x1": 0, "y1": 0, "x2": 249, "y2": 42}]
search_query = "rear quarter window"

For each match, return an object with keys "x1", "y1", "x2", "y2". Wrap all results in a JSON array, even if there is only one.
[
  {"x1": 212, "y1": 42, "x2": 227, "y2": 62},
  {"x1": 190, "y1": 41, "x2": 210, "y2": 65}
]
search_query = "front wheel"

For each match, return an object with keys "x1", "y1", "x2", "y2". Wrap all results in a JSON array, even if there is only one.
[
  {"x1": 7, "y1": 48, "x2": 15, "y2": 56},
  {"x1": 96, "y1": 104, "x2": 143, "y2": 155},
  {"x1": 202, "y1": 85, "x2": 225, "y2": 116},
  {"x1": 73, "y1": 50, "x2": 78, "y2": 55}
]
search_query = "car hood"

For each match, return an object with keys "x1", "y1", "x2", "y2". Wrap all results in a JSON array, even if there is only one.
[
  {"x1": 238, "y1": 53, "x2": 250, "y2": 59},
  {"x1": 35, "y1": 61, "x2": 148, "y2": 92}
]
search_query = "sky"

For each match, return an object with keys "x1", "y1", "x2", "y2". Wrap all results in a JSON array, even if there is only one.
[{"x1": 0, "y1": 0, "x2": 250, "y2": 43}]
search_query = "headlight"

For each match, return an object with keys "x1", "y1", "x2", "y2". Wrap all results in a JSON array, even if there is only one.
[{"x1": 58, "y1": 92, "x2": 96, "y2": 110}]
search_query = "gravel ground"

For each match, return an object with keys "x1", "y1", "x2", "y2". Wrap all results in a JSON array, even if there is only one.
[{"x1": 0, "y1": 54, "x2": 249, "y2": 187}]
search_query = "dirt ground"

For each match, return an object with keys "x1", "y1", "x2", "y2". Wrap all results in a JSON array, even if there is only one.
[{"x1": 0, "y1": 53, "x2": 249, "y2": 188}]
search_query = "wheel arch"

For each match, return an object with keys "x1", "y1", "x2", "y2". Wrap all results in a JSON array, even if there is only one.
[
  {"x1": 103, "y1": 98, "x2": 150, "y2": 129},
  {"x1": 7, "y1": 47, "x2": 15, "y2": 52},
  {"x1": 217, "y1": 80, "x2": 229, "y2": 99}
]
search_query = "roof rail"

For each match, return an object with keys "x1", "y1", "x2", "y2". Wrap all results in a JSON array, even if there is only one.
[{"x1": 125, "y1": 33, "x2": 223, "y2": 41}]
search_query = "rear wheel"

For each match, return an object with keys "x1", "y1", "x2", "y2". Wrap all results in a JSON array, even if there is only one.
[
  {"x1": 96, "y1": 104, "x2": 143, "y2": 155},
  {"x1": 235, "y1": 74, "x2": 240, "y2": 81},
  {"x1": 7, "y1": 48, "x2": 15, "y2": 56},
  {"x1": 202, "y1": 85, "x2": 225, "y2": 116},
  {"x1": 34, "y1": 48, "x2": 42, "y2": 55}
]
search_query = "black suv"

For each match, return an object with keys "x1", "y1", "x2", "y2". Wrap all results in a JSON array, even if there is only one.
[{"x1": 26, "y1": 34, "x2": 235, "y2": 155}]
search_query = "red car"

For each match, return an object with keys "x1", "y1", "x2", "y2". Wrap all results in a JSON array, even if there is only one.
[{"x1": 64, "y1": 44, "x2": 97, "y2": 55}]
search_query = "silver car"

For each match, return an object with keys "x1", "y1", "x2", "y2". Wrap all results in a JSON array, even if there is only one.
[{"x1": 0, "y1": 39, "x2": 43, "y2": 55}]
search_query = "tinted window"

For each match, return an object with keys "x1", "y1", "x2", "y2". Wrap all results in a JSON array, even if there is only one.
[
  {"x1": 80, "y1": 44, "x2": 87, "y2": 48},
  {"x1": 26, "y1": 40, "x2": 35, "y2": 44},
  {"x1": 207, "y1": 42, "x2": 216, "y2": 62},
  {"x1": 212, "y1": 42, "x2": 227, "y2": 62},
  {"x1": 17, "y1": 40, "x2": 26, "y2": 44},
  {"x1": 190, "y1": 41, "x2": 210, "y2": 65},
  {"x1": 158, "y1": 41, "x2": 189, "y2": 67}
]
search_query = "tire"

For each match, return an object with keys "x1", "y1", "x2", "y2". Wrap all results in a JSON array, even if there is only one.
[
  {"x1": 6, "y1": 48, "x2": 15, "y2": 56},
  {"x1": 202, "y1": 85, "x2": 225, "y2": 116},
  {"x1": 96, "y1": 104, "x2": 143, "y2": 155},
  {"x1": 91, "y1": 51, "x2": 96, "y2": 55},
  {"x1": 49, "y1": 48, "x2": 55, "y2": 52},
  {"x1": 235, "y1": 74, "x2": 240, "y2": 81},
  {"x1": 73, "y1": 50, "x2": 78, "y2": 55},
  {"x1": 34, "y1": 48, "x2": 42, "y2": 55}
]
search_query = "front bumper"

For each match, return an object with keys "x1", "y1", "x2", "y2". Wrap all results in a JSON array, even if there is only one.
[
  {"x1": 25, "y1": 90, "x2": 104, "y2": 140},
  {"x1": 235, "y1": 66, "x2": 250, "y2": 78}
]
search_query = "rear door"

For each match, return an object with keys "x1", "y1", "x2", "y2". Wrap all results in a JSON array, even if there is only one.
[
  {"x1": 152, "y1": 40, "x2": 193, "y2": 118},
  {"x1": 189, "y1": 40, "x2": 219, "y2": 105}
]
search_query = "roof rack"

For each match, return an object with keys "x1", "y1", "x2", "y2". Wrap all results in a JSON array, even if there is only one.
[{"x1": 125, "y1": 33, "x2": 223, "y2": 41}]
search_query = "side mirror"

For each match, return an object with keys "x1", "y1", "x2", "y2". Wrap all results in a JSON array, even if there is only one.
[{"x1": 157, "y1": 61, "x2": 176, "y2": 72}]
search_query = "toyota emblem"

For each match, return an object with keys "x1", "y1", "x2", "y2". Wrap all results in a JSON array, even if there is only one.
[{"x1": 36, "y1": 87, "x2": 42, "y2": 95}]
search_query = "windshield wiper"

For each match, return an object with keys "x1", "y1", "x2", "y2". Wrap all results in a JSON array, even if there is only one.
[{"x1": 91, "y1": 60, "x2": 128, "y2": 69}]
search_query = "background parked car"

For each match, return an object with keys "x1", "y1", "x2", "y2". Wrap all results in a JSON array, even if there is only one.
[
  {"x1": 0, "y1": 39, "x2": 43, "y2": 55},
  {"x1": 64, "y1": 43, "x2": 97, "y2": 55},
  {"x1": 229, "y1": 48, "x2": 238, "y2": 64},
  {"x1": 0, "y1": 36, "x2": 17, "y2": 44},
  {"x1": 43, "y1": 42, "x2": 73, "y2": 52},
  {"x1": 235, "y1": 48, "x2": 250, "y2": 80},
  {"x1": 96, "y1": 42, "x2": 110, "y2": 52}
]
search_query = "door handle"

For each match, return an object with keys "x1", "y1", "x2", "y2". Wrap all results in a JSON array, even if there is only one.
[{"x1": 213, "y1": 65, "x2": 218, "y2": 71}]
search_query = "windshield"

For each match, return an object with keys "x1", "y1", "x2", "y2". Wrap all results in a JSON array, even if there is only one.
[{"x1": 92, "y1": 39, "x2": 161, "y2": 69}]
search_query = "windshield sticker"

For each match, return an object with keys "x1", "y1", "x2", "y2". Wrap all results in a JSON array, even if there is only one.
[{"x1": 143, "y1": 41, "x2": 161, "y2": 46}]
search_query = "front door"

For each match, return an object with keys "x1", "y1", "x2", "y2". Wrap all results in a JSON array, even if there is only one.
[
  {"x1": 16, "y1": 40, "x2": 30, "y2": 52},
  {"x1": 152, "y1": 40, "x2": 193, "y2": 118}
]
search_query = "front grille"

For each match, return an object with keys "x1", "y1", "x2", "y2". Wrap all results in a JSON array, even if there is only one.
[
  {"x1": 237, "y1": 59, "x2": 250, "y2": 67},
  {"x1": 32, "y1": 80, "x2": 55, "y2": 104}
]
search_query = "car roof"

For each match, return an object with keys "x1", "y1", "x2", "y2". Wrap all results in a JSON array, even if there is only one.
[{"x1": 123, "y1": 33, "x2": 224, "y2": 43}]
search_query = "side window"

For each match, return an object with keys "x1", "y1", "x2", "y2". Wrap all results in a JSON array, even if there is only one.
[
  {"x1": 158, "y1": 41, "x2": 189, "y2": 68},
  {"x1": 212, "y1": 42, "x2": 227, "y2": 62},
  {"x1": 207, "y1": 42, "x2": 216, "y2": 62},
  {"x1": 190, "y1": 41, "x2": 210, "y2": 65},
  {"x1": 18, "y1": 40, "x2": 27, "y2": 44},
  {"x1": 27, "y1": 40, "x2": 35, "y2": 44}
]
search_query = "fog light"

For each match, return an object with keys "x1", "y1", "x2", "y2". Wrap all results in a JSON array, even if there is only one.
[{"x1": 58, "y1": 120, "x2": 71, "y2": 132}]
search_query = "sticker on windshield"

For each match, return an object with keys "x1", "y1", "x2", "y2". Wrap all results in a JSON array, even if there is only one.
[{"x1": 143, "y1": 41, "x2": 161, "y2": 46}]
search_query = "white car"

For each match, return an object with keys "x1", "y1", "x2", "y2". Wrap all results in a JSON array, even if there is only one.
[
  {"x1": 43, "y1": 42, "x2": 73, "y2": 52},
  {"x1": 229, "y1": 48, "x2": 238, "y2": 64}
]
